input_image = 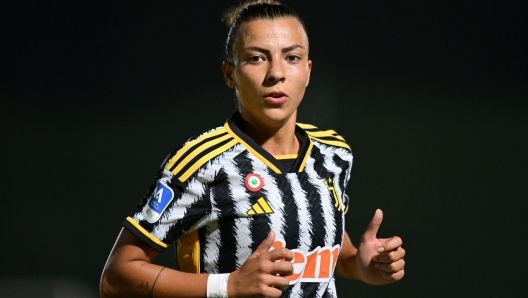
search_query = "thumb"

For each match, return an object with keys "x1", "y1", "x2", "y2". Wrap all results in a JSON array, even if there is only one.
[
  {"x1": 252, "y1": 231, "x2": 276, "y2": 256},
  {"x1": 362, "y1": 209, "x2": 383, "y2": 242}
]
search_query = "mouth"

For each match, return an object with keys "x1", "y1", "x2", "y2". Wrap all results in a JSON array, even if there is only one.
[{"x1": 263, "y1": 91, "x2": 288, "y2": 104}]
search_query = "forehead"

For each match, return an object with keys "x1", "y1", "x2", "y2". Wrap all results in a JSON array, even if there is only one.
[{"x1": 235, "y1": 17, "x2": 309, "y2": 49}]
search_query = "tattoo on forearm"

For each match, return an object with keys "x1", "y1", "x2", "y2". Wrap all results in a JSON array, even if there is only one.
[
  {"x1": 149, "y1": 267, "x2": 166, "y2": 298},
  {"x1": 138, "y1": 281, "x2": 150, "y2": 292}
]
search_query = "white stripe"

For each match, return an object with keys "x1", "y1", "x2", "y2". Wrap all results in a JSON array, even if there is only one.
[
  {"x1": 286, "y1": 174, "x2": 312, "y2": 252},
  {"x1": 253, "y1": 156, "x2": 285, "y2": 238},
  {"x1": 223, "y1": 149, "x2": 253, "y2": 268}
]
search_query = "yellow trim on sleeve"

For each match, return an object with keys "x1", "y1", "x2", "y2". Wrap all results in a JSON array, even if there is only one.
[
  {"x1": 125, "y1": 217, "x2": 168, "y2": 249},
  {"x1": 274, "y1": 154, "x2": 298, "y2": 160},
  {"x1": 178, "y1": 139, "x2": 239, "y2": 182},
  {"x1": 224, "y1": 122, "x2": 282, "y2": 174},
  {"x1": 165, "y1": 128, "x2": 226, "y2": 170}
]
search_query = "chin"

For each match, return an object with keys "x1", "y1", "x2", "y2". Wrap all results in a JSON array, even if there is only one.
[{"x1": 261, "y1": 108, "x2": 296, "y2": 125}]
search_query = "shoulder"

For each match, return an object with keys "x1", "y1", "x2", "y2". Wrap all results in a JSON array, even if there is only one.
[
  {"x1": 163, "y1": 123, "x2": 239, "y2": 183},
  {"x1": 297, "y1": 122, "x2": 352, "y2": 152}
]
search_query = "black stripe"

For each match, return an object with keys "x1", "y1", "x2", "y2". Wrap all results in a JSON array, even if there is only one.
[
  {"x1": 332, "y1": 154, "x2": 349, "y2": 194},
  {"x1": 333, "y1": 153, "x2": 350, "y2": 245},
  {"x1": 310, "y1": 147, "x2": 346, "y2": 248},
  {"x1": 291, "y1": 125, "x2": 311, "y2": 173},
  {"x1": 301, "y1": 283, "x2": 319, "y2": 298},
  {"x1": 210, "y1": 168, "x2": 238, "y2": 273},
  {"x1": 175, "y1": 137, "x2": 233, "y2": 179},
  {"x1": 198, "y1": 227, "x2": 206, "y2": 273},
  {"x1": 168, "y1": 131, "x2": 229, "y2": 172},
  {"x1": 275, "y1": 172, "x2": 300, "y2": 249},
  {"x1": 321, "y1": 285, "x2": 333, "y2": 298},
  {"x1": 165, "y1": 180, "x2": 212, "y2": 244},
  {"x1": 310, "y1": 135, "x2": 347, "y2": 143},
  {"x1": 279, "y1": 286, "x2": 293, "y2": 298},
  {"x1": 298, "y1": 150, "x2": 326, "y2": 250},
  {"x1": 300, "y1": 126, "x2": 318, "y2": 132}
]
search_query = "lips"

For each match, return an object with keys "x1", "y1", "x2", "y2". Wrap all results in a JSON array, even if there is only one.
[{"x1": 263, "y1": 91, "x2": 288, "y2": 104}]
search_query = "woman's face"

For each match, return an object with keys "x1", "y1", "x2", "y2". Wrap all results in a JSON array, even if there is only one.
[{"x1": 222, "y1": 17, "x2": 312, "y2": 129}]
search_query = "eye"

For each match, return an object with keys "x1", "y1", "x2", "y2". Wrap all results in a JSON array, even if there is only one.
[
  {"x1": 248, "y1": 55, "x2": 264, "y2": 63},
  {"x1": 286, "y1": 55, "x2": 301, "y2": 63}
]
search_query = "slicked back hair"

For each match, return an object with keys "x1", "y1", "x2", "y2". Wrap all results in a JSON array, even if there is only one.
[{"x1": 223, "y1": 1, "x2": 307, "y2": 64}]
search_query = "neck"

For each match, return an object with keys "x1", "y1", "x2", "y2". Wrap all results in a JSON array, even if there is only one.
[{"x1": 238, "y1": 112, "x2": 300, "y2": 156}]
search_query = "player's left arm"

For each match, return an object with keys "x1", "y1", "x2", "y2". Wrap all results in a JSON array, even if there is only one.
[{"x1": 336, "y1": 209, "x2": 405, "y2": 285}]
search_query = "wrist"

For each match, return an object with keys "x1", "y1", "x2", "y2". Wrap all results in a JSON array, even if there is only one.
[{"x1": 207, "y1": 273, "x2": 230, "y2": 298}]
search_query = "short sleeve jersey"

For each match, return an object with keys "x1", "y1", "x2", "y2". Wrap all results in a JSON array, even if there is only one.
[{"x1": 123, "y1": 112, "x2": 353, "y2": 298}]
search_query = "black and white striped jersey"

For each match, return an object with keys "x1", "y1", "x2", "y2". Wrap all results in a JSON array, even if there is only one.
[{"x1": 123, "y1": 112, "x2": 353, "y2": 298}]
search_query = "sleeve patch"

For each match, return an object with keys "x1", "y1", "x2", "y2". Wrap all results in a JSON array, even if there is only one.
[{"x1": 142, "y1": 181, "x2": 174, "y2": 223}]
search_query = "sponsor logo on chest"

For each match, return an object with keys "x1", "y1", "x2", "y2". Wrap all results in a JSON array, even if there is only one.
[{"x1": 271, "y1": 239, "x2": 340, "y2": 284}]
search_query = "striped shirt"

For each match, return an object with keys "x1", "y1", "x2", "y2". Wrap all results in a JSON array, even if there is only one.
[{"x1": 123, "y1": 112, "x2": 353, "y2": 298}]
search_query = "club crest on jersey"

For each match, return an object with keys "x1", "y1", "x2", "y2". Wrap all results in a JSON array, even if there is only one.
[
  {"x1": 245, "y1": 173, "x2": 263, "y2": 192},
  {"x1": 142, "y1": 181, "x2": 174, "y2": 223},
  {"x1": 324, "y1": 177, "x2": 343, "y2": 212}
]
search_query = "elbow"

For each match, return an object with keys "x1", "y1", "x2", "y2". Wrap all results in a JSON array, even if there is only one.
[{"x1": 100, "y1": 269, "x2": 120, "y2": 298}]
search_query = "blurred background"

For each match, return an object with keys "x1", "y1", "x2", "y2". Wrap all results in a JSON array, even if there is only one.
[{"x1": 2, "y1": 0, "x2": 527, "y2": 297}]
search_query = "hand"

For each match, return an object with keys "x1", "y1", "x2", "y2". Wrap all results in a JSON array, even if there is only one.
[
  {"x1": 228, "y1": 231, "x2": 293, "y2": 298},
  {"x1": 356, "y1": 209, "x2": 405, "y2": 285}
]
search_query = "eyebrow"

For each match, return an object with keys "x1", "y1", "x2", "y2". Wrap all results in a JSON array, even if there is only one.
[{"x1": 243, "y1": 44, "x2": 306, "y2": 54}]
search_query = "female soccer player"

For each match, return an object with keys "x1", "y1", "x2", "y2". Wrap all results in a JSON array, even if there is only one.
[{"x1": 100, "y1": 1, "x2": 405, "y2": 297}]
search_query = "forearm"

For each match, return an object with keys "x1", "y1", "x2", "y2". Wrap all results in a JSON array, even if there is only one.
[
  {"x1": 335, "y1": 232, "x2": 362, "y2": 280},
  {"x1": 101, "y1": 259, "x2": 208, "y2": 298},
  {"x1": 101, "y1": 228, "x2": 209, "y2": 298}
]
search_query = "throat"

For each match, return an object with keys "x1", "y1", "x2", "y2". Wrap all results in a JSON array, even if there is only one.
[{"x1": 237, "y1": 114, "x2": 301, "y2": 156}]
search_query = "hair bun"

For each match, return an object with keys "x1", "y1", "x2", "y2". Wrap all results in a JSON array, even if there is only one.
[{"x1": 222, "y1": 0, "x2": 281, "y2": 26}]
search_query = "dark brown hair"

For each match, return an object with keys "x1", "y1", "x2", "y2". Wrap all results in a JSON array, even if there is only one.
[{"x1": 223, "y1": 0, "x2": 307, "y2": 64}]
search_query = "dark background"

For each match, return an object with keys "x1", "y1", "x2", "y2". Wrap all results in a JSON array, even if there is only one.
[{"x1": 2, "y1": 0, "x2": 527, "y2": 297}]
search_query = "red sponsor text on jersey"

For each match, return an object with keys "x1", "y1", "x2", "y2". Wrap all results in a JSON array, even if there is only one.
[{"x1": 271, "y1": 239, "x2": 340, "y2": 284}]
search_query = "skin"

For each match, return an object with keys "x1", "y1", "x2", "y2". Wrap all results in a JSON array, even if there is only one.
[
  {"x1": 100, "y1": 17, "x2": 405, "y2": 298},
  {"x1": 222, "y1": 17, "x2": 311, "y2": 156}
]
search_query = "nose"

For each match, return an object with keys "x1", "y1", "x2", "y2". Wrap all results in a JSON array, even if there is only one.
[{"x1": 265, "y1": 59, "x2": 285, "y2": 84}]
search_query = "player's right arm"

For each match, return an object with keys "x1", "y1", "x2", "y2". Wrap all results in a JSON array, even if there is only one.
[{"x1": 100, "y1": 229, "x2": 293, "y2": 298}]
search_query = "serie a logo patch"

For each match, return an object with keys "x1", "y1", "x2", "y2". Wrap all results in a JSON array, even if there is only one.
[{"x1": 142, "y1": 181, "x2": 174, "y2": 223}]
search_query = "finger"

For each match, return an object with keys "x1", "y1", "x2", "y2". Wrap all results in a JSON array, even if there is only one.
[
  {"x1": 361, "y1": 209, "x2": 383, "y2": 242},
  {"x1": 260, "y1": 284, "x2": 285, "y2": 298},
  {"x1": 266, "y1": 247, "x2": 294, "y2": 262},
  {"x1": 374, "y1": 247, "x2": 406, "y2": 263},
  {"x1": 378, "y1": 236, "x2": 403, "y2": 252},
  {"x1": 252, "y1": 231, "x2": 276, "y2": 256},
  {"x1": 265, "y1": 273, "x2": 291, "y2": 288},
  {"x1": 374, "y1": 259, "x2": 405, "y2": 273},
  {"x1": 378, "y1": 268, "x2": 405, "y2": 283},
  {"x1": 269, "y1": 258, "x2": 294, "y2": 276}
]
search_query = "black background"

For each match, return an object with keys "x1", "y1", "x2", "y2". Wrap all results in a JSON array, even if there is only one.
[{"x1": 2, "y1": 1, "x2": 527, "y2": 297}]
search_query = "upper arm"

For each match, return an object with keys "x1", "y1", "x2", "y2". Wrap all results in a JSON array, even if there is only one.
[
  {"x1": 106, "y1": 228, "x2": 160, "y2": 266},
  {"x1": 100, "y1": 228, "x2": 160, "y2": 296}
]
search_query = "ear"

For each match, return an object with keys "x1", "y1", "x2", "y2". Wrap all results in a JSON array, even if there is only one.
[
  {"x1": 305, "y1": 60, "x2": 312, "y2": 87},
  {"x1": 222, "y1": 61, "x2": 236, "y2": 88}
]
